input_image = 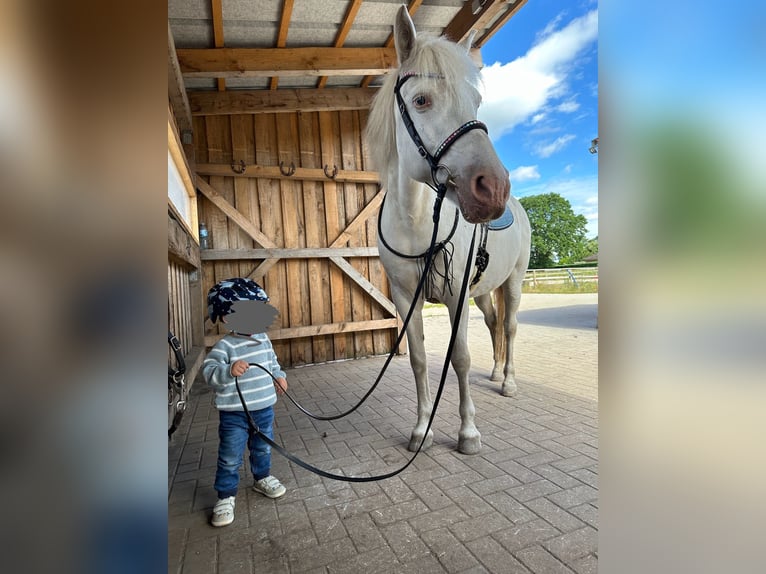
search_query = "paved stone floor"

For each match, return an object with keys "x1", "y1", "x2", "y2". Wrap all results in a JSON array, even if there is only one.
[{"x1": 169, "y1": 294, "x2": 598, "y2": 573}]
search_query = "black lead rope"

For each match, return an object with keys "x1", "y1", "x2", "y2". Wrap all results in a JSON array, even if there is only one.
[
  {"x1": 234, "y1": 227, "x2": 478, "y2": 482},
  {"x1": 245, "y1": 187, "x2": 451, "y2": 425}
]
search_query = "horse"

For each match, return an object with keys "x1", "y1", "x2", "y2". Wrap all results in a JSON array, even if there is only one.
[{"x1": 365, "y1": 7, "x2": 531, "y2": 455}]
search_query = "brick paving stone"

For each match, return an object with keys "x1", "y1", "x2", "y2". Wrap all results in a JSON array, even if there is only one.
[
  {"x1": 379, "y1": 476, "x2": 416, "y2": 504},
  {"x1": 568, "y1": 469, "x2": 598, "y2": 489},
  {"x1": 467, "y1": 473, "x2": 521, "y2": 497},
  {"x1": 465, "y1": 536, "x2": 531, "y2": 574},
  {"x1": 525, "y1": 498, "x2": 585, "y2": 532},
  {"x1": 308, "y1": 507, "x2": 347, "y2": 544},
  {"x1": 371, "y1": 499, "x2": 431, "y2": 526},
  {"x1": 532, "y1": 464, "x2": 584, "y2": 490},
  {"x1": 506, "y1": 480, "x2": 562, "y2": 503},
  {"x1": 381, "y1": 522, "x2": 431, "y2": 563},
  {"x1": 546, "y1": 486, "x2": 598, "y2": 509},
  {"x1": 568, "y1": 504, "x2": 598, "y2": 528},
  {"x1": 483, "y1": 492, "x2": 538, "y2": 525},
  {"x1": 345, "y1": 513, "x2": 389, "y2": 553},
  {"x1": 444, "y1": 485, "x2": 494, "y2": 517},
  {"x1": 337, "y1": 492, "x2": 392, "y2": 519},
  {"x1": 450, "y1": 510, "x2": 514, "y2": 542},
  {"x1": 325, "y1": 546, "x2": 400, "y2": 574},
  {"x1": 408, "y1": 480, "x2": 453, "y2": 511},
  {"x1": 514, "y1": 545, "x2": 574, "y2": 574},
  {"x1": 544, "y1": 527, "x2": 598, "y2": 563},
  {"x1": 421, "y1": 527, "x2": 480, "y2": 572},
  {"x1": 286, "y1": 537, "x2": 357, "y2": 572},
  {"x1": 492, "y1": 519, "x2": 561, "y2": 553},
  {"x1": 408, "y1": 504, "x2": 470, "y2": 534},
  {"x1": 571, "y1": 554, "x2": 598, "y2": 574}
]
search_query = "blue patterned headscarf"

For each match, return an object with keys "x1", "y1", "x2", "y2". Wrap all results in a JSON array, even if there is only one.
[{"x1": 207, "y1": 278, "x2": 269, "y2": 323}]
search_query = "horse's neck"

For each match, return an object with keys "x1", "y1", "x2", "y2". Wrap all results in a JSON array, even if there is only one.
[{"x1": 386, "y1": 172, "x2": 433, "y2": 228}]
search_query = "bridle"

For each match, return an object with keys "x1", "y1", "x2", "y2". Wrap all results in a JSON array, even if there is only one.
[{"x1": 393, "y1": 71, "x2": 489, "y2": 219}]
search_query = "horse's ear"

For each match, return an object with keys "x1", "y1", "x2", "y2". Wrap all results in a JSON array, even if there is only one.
[
  {"x1": 459, "y1": 30, "x2": 477, "y2": 52},
  {"x1": 394, "y1": 5, "x2": 417, "y2": 65}
]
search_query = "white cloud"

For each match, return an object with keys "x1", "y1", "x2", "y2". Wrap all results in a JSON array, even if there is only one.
[
  {"x1": 535, "y1": 134, "x2": 576, "y2": 158},
  {"x1": 557, "y1": 100, "x2": 580, "y2": 113},
  {"x1": 508, "y1": 165, "x2": 540, "y2": 182},
  {"x1": 531, "y1": 113, "x2": 546, "y2": 124},
  {"x1": 478, "y1": 9, "x2": 598, "y2": 141}
]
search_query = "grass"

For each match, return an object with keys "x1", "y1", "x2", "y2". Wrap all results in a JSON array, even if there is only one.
[{"x1": 522, "y1": 282, "x2": 598, "y2": 294}]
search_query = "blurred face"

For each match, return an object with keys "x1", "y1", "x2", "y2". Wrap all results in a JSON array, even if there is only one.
[{"x1": 223, "y1": 300, "x2": 279, "y2": 335}]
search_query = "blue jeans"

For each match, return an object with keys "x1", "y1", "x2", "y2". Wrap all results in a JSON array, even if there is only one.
[{"x1": 214, "y1": 408, "x2": 274, "y2": 499}]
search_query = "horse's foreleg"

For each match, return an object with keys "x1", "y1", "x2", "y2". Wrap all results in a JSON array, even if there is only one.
[
  {"x1": 448, "y1": 298, "x2": 481, "y2": 454},
  {"x1": 393, "y1": 289, "x2": 433, "y2": 452}
]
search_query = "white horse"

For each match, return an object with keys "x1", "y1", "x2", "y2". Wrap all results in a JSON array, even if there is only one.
[{"x1": 365, "y1": 7, "x2": 531, "y2": 455}]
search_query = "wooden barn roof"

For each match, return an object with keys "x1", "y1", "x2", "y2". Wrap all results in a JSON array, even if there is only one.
[{"x1": 168, "y1": 0, "x2": 530, "y2": 133}]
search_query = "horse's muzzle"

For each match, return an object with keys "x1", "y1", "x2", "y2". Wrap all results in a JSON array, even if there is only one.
[{"x1": 461, "y1": 173, "x2": 510, "y2": 223}]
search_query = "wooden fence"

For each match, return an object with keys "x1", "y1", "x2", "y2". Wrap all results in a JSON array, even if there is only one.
[{"x1": 523, "y1": 267, "x2": 599, "y2": 288}]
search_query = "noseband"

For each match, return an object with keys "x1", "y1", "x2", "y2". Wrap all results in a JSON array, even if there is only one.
[{"x1": 394, "y1": 71, "x2": 488, "y2": 216}]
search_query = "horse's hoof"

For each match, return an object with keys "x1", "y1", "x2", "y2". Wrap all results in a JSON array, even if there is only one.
[
  {"x1": 501, "y1": 381, "x2": 518, "y2": 397},
  {"x1": 490, "y1": 368, "x2": 504, "y2": 382},
  {"x1": 408, "y1": 431, "x2": 433, "y2": 452},
  {"x1": 458, "y1": 434, "x2": 482, "y2": 455}
]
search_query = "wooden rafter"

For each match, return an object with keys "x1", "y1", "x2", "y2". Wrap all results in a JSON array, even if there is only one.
[
  {"x1": 167, "y1": 22, "x2": 193, "y2": 135},
  {"x1": 475, "y1": 0, "x2": 530, "y2": 47},
  {"x1": 270, "y1": 0, "x2": 295, "y2": 90},
  {"x1": 211, "y1": 0, "x2": 226, "y2": 91},
  {"x1": 188, "y1": 87, "x2": 376, "y2": 116},
  {"x1": 196, "y1": 162, "x2": 379, "y2": 183},
  {"x1": 360, "y1": 0, "x2": 423, "y2": 88},
  {"x1": 317, "y1": 0, "x2": 364, "y2": 89},
  {"x1": 178, "y1": 47, "x2": 397, "y2": 78},
  {"x1": 443, "y1": 0, "x2": 508, "y2": 44}
]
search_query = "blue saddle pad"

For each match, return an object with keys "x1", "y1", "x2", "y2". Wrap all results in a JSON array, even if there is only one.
[{"x1": 488, "y1": 205, "x2": 514, "y2": 231}]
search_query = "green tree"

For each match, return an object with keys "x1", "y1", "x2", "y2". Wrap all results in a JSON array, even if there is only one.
[{"x1": 519, "y1": 193, "x2": 588, "y2": 268}]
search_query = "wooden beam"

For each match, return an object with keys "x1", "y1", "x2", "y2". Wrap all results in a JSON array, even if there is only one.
[
  {"x1": 329, "y1": 190, "x2": 384, "y2": 248},
  {"x1": 211, "y1": 0, "x2": 226, "y2": 91},
  {"x1": 317, "y1": 0, "x2": 364, "y2": 89},
  {"x1": 196, "y1": 163, "x2": 379, "y2": 184},
  {"x1": 475, "y1": 0, "x2": 530, "y2": 48},
  {"x1": 177, "y1": 47, "x2": 398, "y2": 78},
  {"x1": 167, "y1": 21, "x2": 193, "y2": 135},
  {"x1": 201, "y1": 247, "x2": 379, "y2": 260},
  {"x1": 205, "y1": 318, "x2": 399, "y2": 346},
  {"x1": 330, "y1": 256, "x2": 397, "y2": 316},
  {"x1": 270, "y1": 0, "x2": 295, "y2": 90},
  {"x1": 168, "y1": 106, "x2": 195, "y2": 199},
  {"x1": 168, "y1": 208, "x2": 201, "y2": 268},
  {"x1": 188, "y1": 87, "x2": 376, "y2": 116},
  {"x1": 196, "y1": 178, "x2": 277, "y2": 249},
  {"x1": 442, "y1": 0, "x2": 507, "y2": 44}
]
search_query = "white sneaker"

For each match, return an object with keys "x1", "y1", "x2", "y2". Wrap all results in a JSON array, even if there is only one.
[
  {"x1": 211, "y1": 496, "x2": 236, "y2": 527},
  {"x1": 253, "y1": 476, "x2": 286, "y2": 499}
]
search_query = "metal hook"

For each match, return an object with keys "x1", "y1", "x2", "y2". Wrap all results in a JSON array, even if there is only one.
[
  {"x1": 323, "y1": 164, "x2": 338, "y2": 180},
  {"x1": 230, "y1": 160, "x2": 246, "y2": 174},
  {"x1": 279, "y1": 161, "x2": 296, "y2": 177}
]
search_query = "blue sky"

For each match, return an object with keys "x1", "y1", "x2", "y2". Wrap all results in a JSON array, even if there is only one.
[{"x1": 478, "y1": 1, "x2": 598, "y2": 238}]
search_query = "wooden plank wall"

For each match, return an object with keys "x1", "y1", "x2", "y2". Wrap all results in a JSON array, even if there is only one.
[
  {"x1": 168, "y1": 257, "x2": 193, "y2": 365},
  {"x1": 195, "y1": 110, "x2": 395, "y2": 367}
]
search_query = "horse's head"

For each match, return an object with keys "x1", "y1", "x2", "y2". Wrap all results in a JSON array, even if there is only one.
[{"x1": 371, "y1": 6, "x2": 510, "y2": 224}]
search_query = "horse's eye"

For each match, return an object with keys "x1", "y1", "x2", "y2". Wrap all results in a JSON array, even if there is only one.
[{"x1": 412, "y1": 95, "x2": 431, "y2": 110}]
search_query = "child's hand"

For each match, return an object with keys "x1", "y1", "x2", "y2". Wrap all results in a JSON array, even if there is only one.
[
  {"x1": 274, "y1": 377, "x2": 288, "y2": 395},
  {"x1": 230, "y1": 360, "x2": 249, "y2": 377}
]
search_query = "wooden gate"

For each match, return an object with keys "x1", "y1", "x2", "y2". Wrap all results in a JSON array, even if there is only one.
[{"x1": 195, "y1": 110, "x2": 401, "y2": 367}]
